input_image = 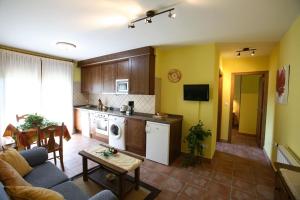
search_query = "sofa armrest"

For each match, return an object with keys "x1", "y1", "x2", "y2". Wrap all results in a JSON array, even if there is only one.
[
  {"x1": 20, "y1": 147, "x2": 48, "y2": 167},
  {"x1": 88, "y1": 190, "x2": 117, "y2": 200}
]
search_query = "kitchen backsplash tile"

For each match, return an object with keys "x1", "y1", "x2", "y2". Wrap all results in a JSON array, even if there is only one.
[
  {"x1": 89, "y1": 94, "x2": 156, "y2": 114},
  {"x1": 73, "y1": 81, "x2": 88, "y2": 105}
]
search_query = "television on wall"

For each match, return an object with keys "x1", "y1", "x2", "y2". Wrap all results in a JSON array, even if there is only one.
[{"x1": 183, "y1": 84, "x2": 209, "y2": 101}]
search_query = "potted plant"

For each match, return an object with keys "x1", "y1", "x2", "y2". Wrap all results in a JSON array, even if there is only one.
[
  {"x1": 18, "y1": 114, "x2": 56, "y2": 130},
  {"x1": 182, "y1": 120, "x2": 211, "y2": 167}
]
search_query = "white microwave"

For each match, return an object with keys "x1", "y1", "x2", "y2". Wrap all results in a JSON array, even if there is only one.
[{"x1": 116, "y1": 79, "x2": 129, "y2": 94}]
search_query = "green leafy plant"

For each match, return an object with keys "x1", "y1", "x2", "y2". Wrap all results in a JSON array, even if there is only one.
[
  {"x1": 182, "y1": 120, "x2": 211, "y2": 167},
  {"x1": 18, "y1": 114, "x2": 57, "y2": 130}
]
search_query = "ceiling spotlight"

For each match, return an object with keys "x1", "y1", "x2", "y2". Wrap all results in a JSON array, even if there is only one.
[
  {"x1": 56, "y1": 42, "x2": 76, "y2": 50},
  {"x1": 145, "y1": 18, "x2": 152, "y2": 24},
  {"x1": 129, "y1": 8, "x2": 175, "y2": 28},
  {"x1": 128, "y1": 23, "x2": 135, "y2": 29},
  {"x1": 168, "y1": 11, "x2": 176, "y2": 19},
  {"x1": 251, "y1": 50, "x2": 255, "y2": 56}
]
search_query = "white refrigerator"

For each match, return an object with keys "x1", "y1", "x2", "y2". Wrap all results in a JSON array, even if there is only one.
[{"x1": 145, "y1": 121, "x2": 170, "y2": 165}]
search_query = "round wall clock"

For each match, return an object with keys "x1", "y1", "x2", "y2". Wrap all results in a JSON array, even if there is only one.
[{"x1": 168, "y1": 69, "x2": 182, "y2": 83}]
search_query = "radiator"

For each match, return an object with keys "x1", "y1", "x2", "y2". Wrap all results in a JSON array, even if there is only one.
[{"x1": 277, "y1": 145, "x2": 300, "y2": 167}]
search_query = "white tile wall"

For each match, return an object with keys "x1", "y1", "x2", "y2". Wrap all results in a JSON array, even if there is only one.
[
  {"x1": 73, "y1": 81, "x2": 89, "y2": 106},
  {"x1": 89, "y1": 94, "x2": 156, "y2": 114}
]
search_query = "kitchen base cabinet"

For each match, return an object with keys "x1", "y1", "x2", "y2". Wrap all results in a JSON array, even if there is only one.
[
  {"x1": 73, "y1": 108, "x2": 90, "y2": 137},
  {"x1": 74, "y1": 108, "x2": 82, "y2": 133},
  {"x1": 125, "y1": 118, "x2": 146, "y2": 156}
]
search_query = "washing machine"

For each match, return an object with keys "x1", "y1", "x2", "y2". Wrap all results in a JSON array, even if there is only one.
[{"x1": 108, "y1": 115, "x2": 126, "y2": 150}]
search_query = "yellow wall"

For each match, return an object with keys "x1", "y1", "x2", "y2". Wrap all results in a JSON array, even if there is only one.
[
  {"x1": 220, "y1": 56, "x2": 269, "y2": 140},
  {"x1": 268, "y1": 16, "x2": 300, "y2": 159},
  {"x1": 155, "y1": 44, "x2": 219, "y2": 159},
  {"x1": 264, "y1": 45, "x2": 279, "y2": 160},
  {"x1": 238, "y1": 75, "x2": 260, "y2": 134},
  {"x1": 73, "y1": 62, "x2": 81, "y2": 82},
  {"x1": 233, "y1": 76, "x2": 241, "y2": 115}
]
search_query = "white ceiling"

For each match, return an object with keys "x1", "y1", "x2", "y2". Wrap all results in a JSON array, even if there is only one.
[{"x1": 0, "y1": 0, "x2": 299, "y2": 60}]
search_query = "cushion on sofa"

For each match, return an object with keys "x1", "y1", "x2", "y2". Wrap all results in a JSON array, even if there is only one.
[
  {"x1": 0, "y1": 148, "x2": 32, "y2": 176},
  {"x1": 51, "y1": 181, "x2": 89, "y2": 200},
  {"x1": 0, "y1": 182, "x2": 10, "y2": 200},
  {"x1": 20, "y1": 147, "x2": 48, "y2": 167},
  {"x1": 89, "y1": 190, "x2": 118, "y2": 200},
  {"x1": 24, "y1": 161, "x2": 68, "y2": 188},
  {"x1": 0, "y1": 159, "x2": 31, "y2": 186},
  {"x1": 5, "y1": 185, "x2": 64, "y2": 200}
]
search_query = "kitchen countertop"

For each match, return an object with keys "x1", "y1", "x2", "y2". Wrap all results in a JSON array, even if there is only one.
[{"x1": 74, "y1": 105, "x2": 183, "y2": 124}]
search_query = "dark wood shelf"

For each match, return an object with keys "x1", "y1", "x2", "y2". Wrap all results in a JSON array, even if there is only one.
[{"x1": 88, "y1": 167, "x2": 135, "y2": 196}]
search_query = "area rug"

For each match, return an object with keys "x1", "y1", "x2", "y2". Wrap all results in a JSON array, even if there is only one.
[{"x1": 71, "y1": 168, "x2": 160, "y2": 200}]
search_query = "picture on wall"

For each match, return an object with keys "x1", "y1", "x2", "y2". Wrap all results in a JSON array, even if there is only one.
[{"x1": 276, "y1": 65, "x2": 290, "y2": 104}]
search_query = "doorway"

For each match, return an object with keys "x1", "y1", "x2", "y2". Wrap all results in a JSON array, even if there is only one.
[{"x1": 228, "y1": 71, "x2": 268, "y2": 148}]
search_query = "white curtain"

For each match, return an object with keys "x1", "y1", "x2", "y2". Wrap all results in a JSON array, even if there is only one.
[
  {"x1": 41, "y1": 58, "x2": 73, "y2": 132},
  {"x1": 0, "y1": 50, "x2": 41, "y2": 133}
]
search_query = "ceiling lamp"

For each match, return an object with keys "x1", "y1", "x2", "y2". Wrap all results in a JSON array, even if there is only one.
[
  {"x1": 236, "y1": 47, "x2": 256, "y2": 57},
  {"x1": 145, "y1": 18, "x2": 152, "y2": 24},
  {"x1": 56, "y1": 42, "x2": 76, "y2": 50},
  {"x1": 128, "y1": 8, "x2": 175, "y2": 29},
  {"x1": 168, "y1": 11, "x2": 176, "y2": 19}
]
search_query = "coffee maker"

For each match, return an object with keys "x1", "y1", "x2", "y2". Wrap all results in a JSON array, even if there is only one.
[{"x1": 126, "y1": 101, "x2": 134, "y2": 115}]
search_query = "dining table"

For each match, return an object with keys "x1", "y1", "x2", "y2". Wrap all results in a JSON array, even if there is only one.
[{"x1": 2, "y1": 123, "x2": 71, "y2": 150}]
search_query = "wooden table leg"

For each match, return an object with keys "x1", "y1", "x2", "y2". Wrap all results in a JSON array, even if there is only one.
[
  {"x1": 135, "y1": 167, "x2": 140, "y2": 190},
  {"x1": 82, "y1": 157, "x2": 88, "y2": 181},
  {"x1": 119, "y1": 174, "x2": 125, "y2": 200}
]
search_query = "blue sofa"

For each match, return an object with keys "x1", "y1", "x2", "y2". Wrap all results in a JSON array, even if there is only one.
[{"x1": 0, "y1": 147, "x2": 117, "y2": 200}]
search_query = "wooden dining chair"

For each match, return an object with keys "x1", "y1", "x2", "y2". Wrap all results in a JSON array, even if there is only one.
[
  {"x1": 16, "y1": 113, "x2": 38, "y2": 122},
  {"x1": 16, "y1": 114, "x2": 30, "y2": 122},
  {"x1": 37, "y1": 123, "x2": 65, "y2": 171}
]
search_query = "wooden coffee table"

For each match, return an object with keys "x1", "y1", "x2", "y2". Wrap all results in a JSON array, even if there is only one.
[{"x1": 79, "y1": 144, "x2": 144, "y2": 200}]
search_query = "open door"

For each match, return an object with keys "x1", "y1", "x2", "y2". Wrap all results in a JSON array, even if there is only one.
[
  {"x1": 217, "y1": 74, "x2": 223, "y2": 141},
  {"x1": 228, "y1": 71, "x2": 268, "y2": 147},
  {"x1": 256, "y1": 74, "x2": 268, "y2": 148},
  {"x1": 256, "y1": 75, "x2": 264, "y2": 147}
]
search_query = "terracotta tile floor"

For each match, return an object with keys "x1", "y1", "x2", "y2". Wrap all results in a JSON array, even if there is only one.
[{"x1": 54, "y1": 133, "x2": 275, "y2": 200}]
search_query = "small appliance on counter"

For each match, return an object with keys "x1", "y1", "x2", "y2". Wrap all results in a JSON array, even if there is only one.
[
  {"x1": 120, "y1": 105, "x2": 128, "y2": 113},
  {"x1": 126, "y1": 101, "x2": 134, "y2": 115},
  {"x1": 98, "y1": 99, "x2": 108, "y2": 111}
]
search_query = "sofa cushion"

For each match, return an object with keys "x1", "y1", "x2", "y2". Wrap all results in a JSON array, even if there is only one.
[
  {"x1": 0, "y1": 148, "x2": 32, "y2": 176},
  {"x1": 51, "y1": 181, "x2": 89, "y2": 200},
  {"x1": 20, "y1": 147, "x2": 48, "y2": 167},
  {"x1": 0, "y1": 182, "x2": 10, "y2": 200},
  {"x1": 89, "y1": 190, "x2": 117, "y2": 200},
  {"x1": 24, "y1": 161, "x2": 68, "y2": 188},
  {"x1": 5, "y1": 185, "x2": 64, "y2": 200},
  {"x1": 0, "y1": 159, "x2": 31, "y2": 186}
]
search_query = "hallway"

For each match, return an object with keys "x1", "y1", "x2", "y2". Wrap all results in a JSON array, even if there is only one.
[{"x1": 231, "y1": 128, "x2": 258, "y2": 147}]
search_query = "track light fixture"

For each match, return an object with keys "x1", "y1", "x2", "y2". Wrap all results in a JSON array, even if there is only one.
[
  {"x1": 168, "y1": 11, "x2": 176, "y2": 19},
  {"x1": 236, "y1": 47, "x2": 256, "y2": 57},
  {"x1": 128, "y1": 22, "x2": 135, "y2": 28},
  {"x1": 145, "y1": 18, "x2": 152, "y2": 24},
  {"x1": 128, "y1": 8, "x2": 175, "y2": 29}
]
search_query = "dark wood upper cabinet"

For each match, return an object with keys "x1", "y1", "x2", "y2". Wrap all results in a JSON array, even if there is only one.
[
  {"x1": 79, "y1": 46, "x2": 155, "y2": 95},
  {"x1": 81, "y1": 65, "x2": 101, "y2": 94},
  {"x1": 101, "y1": 62, "x2": 116, "y2": 93},
  {"x1": 125, "y1": 118, "x2": 146, "y2": 156},
  {"x1": 130, "y1": 55, "x2": 154, "y2": 95},
  {"x1": 81, "y1": 67, "x2": 89, "y2": 93},
  {"x1": 116, "y1": 60, "x2": 130, "y2": 80}
]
